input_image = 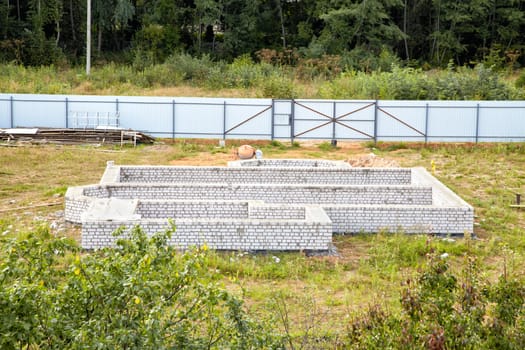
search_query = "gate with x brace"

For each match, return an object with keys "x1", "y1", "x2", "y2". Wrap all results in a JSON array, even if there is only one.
[{"x1": 272, "y1": 99, "x2": 376, "y2": 142}]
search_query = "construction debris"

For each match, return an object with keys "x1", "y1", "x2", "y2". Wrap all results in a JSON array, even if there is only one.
[{"x1": 0, "y1": 128, "x2": 155, "y2": 145}]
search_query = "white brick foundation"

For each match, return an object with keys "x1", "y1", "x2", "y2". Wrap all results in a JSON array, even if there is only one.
[{"x1": 65, "y1": 159, "x2": 474, "y2": 251}]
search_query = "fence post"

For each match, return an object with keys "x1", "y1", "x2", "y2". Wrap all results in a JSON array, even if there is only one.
[
  {"x1": 172, "y1": 100, "x2": 176, "y2": 139},
  {"x1": 10, "y1": 96, "x2": 14, "y2": 128},
  {"x1": 223, "y1": 100, "x2": 227, "y2": 139},
  {"x1": 271, "y1": 99, "x2": 275, "y2": 140},
  {"x1": 115, "y1": 98, "x2": 119, "y2": 114},
  {"x1": 290, "y1": 99, "x2": 295, "y2": 143},
  {"x1": 424, "y1": 103, "x2": 429, "y2": 143},
  {"x1": 331, "y1": 101, "x2": 336, "y2": 144},
  {"x1": 373, "y1": 100, "x2": 378, "y2": 143},
  {"x1": 475, "y1": 103, "x2": 480, "y2": 143},
  {"x1": 65, "y1": 97, "x2": 69, "y2": 128}
]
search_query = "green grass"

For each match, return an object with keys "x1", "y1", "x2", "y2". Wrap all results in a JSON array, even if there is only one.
[{"x1": 0, "y1": 140, "x2": 524, "y2": 345}]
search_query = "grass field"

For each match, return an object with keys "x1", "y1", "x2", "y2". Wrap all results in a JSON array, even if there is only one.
[{"x1": 1, "y1": 140, "x2": 524, "y2": 345}]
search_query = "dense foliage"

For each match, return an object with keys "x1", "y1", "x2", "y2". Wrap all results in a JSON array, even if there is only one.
[
  {"x1": 1, "y1": 224, "x2": 524, "y2": 348},
  {"x1": 0, "y1": 225, "x2": 281, "y2": 349},
  {"x1": 348, "y1": 244, "x2": 525, "y2": 349},
  {"x1": 2, "y1": 57, "x2": 525, "y2": 99},
  {"x1": 2, "y1": 0, "x2": 525, "y2": 68}
]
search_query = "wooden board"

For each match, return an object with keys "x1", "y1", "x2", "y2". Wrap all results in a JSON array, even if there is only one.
[{"x1": 0, "y1": 128, "x2": 155, "y2": 145}]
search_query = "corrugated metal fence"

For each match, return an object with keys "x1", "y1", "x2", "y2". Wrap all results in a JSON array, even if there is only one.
[{"x1": 1, "y1": 94, "x2": 524, "y2": 142}]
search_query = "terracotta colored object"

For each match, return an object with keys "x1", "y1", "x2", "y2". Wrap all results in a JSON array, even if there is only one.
[{"x1": 237, "y1": 145, "x2": 255, "y2": 159}]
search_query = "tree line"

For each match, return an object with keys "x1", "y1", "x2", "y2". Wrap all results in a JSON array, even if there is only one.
[{"x1": 1, "y1": 0, "x2": 525, "y2": 68}]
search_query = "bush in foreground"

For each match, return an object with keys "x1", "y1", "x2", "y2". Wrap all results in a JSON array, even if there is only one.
[
  {"x1": 1, "y1": 226, "x2": 524, "y2": 349},
  {"x1": 0, "y1": 226, "x2": 280, "y2": 349},
  {"x1": 347, "y1": 243, "x2": 525, "y2": 349}
]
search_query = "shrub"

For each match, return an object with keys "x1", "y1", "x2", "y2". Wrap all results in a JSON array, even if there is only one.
[
  {"x1": 164, "y1": 53, "x2": 215, "y2": 82},
  {"x1": 318, "y1": 70, "x2": 381, "y2": 99},
  {"x1": 318, "y1": 64, "x2": 521, "y2": 100},
  {"x1": 0, "y1": 226, "x2": 281, "y2": 349},
  {"x1": 259, "y1": 74, "x2": 299, "y2": 98},
  {"x1": 515, "y1": 70, "x2": 525, "y2": 88},
  {"x1": 347, "y1": 244, "x2": 525, "y2": 349},
  {"x1": 340, "y1": 46, "x2": 401, "y2": 73}
]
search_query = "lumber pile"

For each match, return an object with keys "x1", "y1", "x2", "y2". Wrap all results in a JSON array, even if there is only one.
[{"x1": 0, "y1": 128, "x2": 155, "y2": 145}]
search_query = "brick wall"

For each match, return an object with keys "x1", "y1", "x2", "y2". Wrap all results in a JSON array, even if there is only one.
[
  {"x1": 117, "y1": 166, "x2": 412, "y2": 185},
  {"x1": 324, "y1": 205, "x2": 473, "y2": 235},
  {"x1": 94, "y1": 184, "x2": 433, "y2": 205},
  {"x1": 136, "y1": 201, "x2": 249, "y2": 219},
  {"x1": 228, "y1": 159, "x2": 351, "y2": 168},
  {"x1": 82, "y1": 215, "x2": 332, "y2": 251}
]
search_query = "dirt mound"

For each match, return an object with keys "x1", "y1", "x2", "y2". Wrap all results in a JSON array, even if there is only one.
[{"x1": 346, "y1": 153, "x2": 399, "y2": 167}]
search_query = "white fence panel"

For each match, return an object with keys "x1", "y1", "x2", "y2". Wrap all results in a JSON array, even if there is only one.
[
  {"x1": 0, "y1": 97, "x2": 10, "y2": 127},
  {"x1": 224, "y1": 101, "x2": 272, "y2": 139},
  {"x1": 377, "y1": 101, "x2": 427, "y2": 141},
  {"x1": 334, "y1": 101, "x2": 375, "y2": 140},
  {"x1": 12, "y1": 96, "x2": 65, "y2": 128},
  {"x1": 175, "y1": 102, "x2": 223, "y2": 138},
  {"x1": 478, "y1": 102, "x2": 525, "y2": 141},
  {"x1": 427, "y1": 102, "x2": 478, "y2": 142},
  {"x1": 293, "y1": 101, "x2": 333, "y2": 139}
]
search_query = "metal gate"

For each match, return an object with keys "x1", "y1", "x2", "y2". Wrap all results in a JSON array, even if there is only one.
[{"x1": 271, "y1": 100, "x2": 376, "y2": 141}]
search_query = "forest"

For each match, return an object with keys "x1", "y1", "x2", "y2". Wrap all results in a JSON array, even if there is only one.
[{"x1": 1, "y1": 0, "x2": 525, "y2": 69}]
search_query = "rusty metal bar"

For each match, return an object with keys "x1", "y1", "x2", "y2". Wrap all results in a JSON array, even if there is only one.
[
  {"x1": 291, "y1": 100, "x2": 295, "y2": 142},
  {"x1": 377, "y1": 107, "x2": 425, "y2": 136},
  {"x1": 334, "y1": 102, "x2": 375, "y2": 121},
  {"x1": 475, "y1": 103, "x2": 480, "y2": 143},
  {"x1": 65, "y1": 97, "x2": 69, "y2": 128},
  {"x1": 10, "y1": 96, "x2": 14, "y2": 128},
  {"x1": 374, "y1": 100, "x2": 378, "y2": 142},
  {"x1": 332, "y1": 101, "x2": 336, "y2": 141},
  {"x1": 335, "y1": 120, "x2": 374, "y2": 139},
  {"x1": 271, "y1": 99, "x2": 275, "y2": 140},
  {"x1": 172, "y1": 100, "x2": 176, "y2": 139},
  {"x1": 294, "y1": 120, "x2": 333, "y2": 138},
  {"x1": 293, "y1": 101, "x2": 377, "y2": 139},
  {"x1": 424, "y1": 103, "x2": 429, "y2": 143},
  {"x1": 223, "y1": 101, "x2": 227, "y2": 139},
  {"x1": 224, "y1": 105, "x2": 272, "y2": 135},
  {"x1": 294, "y1": 101, "x2": 332, "y2": 120}
]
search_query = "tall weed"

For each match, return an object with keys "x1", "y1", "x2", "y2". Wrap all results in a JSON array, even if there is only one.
[
  {"x1": 348, "y1": 245, "x2": 525, "y2": 349},
  {"x1": 318, "y1": 64, "x2": 523, "y2": 100}
]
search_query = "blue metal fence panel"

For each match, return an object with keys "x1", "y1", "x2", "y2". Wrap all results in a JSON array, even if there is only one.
[
  {"x1": 0, "y1": 98, "x2": 10, "y2": 127},
  {"x1": 377, "y1": 101, "x2": 427, "y2": 141},
  {"x1": 1, "y1": 94, "x2": 524, "y2": 142},
  {"x1": 427, "y1": 101, "x2": 478, "y2": 142},
  {"x1": 335, "y1": 101, "x2": 376, "y2": 140},
  {"x1": 10, "y1": 96, "x2": 66, "y2": 128},
  {"x1": 477, "y1": 101, "x2": 525, "y2": 141}
]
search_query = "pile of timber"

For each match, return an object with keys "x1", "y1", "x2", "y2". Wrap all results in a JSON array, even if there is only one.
[{"x1": 0, "y1": 128, "x2": 155, "y2": 145}]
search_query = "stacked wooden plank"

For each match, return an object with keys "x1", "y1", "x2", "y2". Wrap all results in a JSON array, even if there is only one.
[{"x1": 0, "y1": 128, "x2": 155, "y2": 145}]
